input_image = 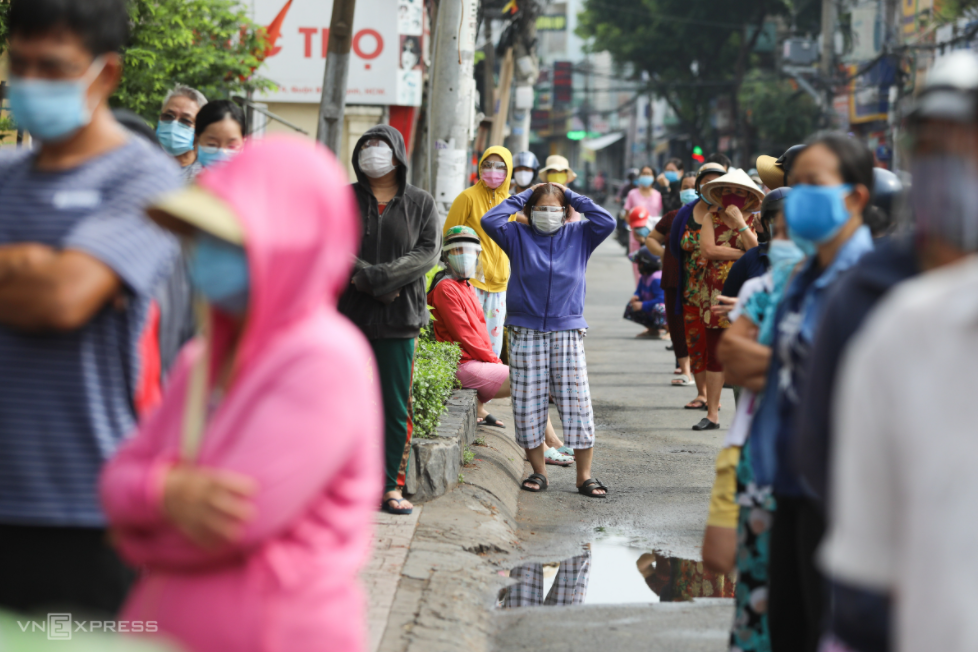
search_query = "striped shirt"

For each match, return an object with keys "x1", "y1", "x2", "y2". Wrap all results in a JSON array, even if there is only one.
[{"x1": 0, "y1": 137, "x2": 181, "y2": 526}]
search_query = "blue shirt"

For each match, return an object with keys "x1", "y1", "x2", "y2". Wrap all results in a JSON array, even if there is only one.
[
  {"x1": 0, "y1": 138, "x2": 181, "y2": 526},
  {"x1": 481, "y1": 188, "x2": 615, "y2": 332},
  {"x1": 722, "y1": 246, "x2": 769, "y2": 298},
  {"x1": 749, "y1": 226, "x2": 874, "y2": 493},
  {"x1": 637, "y1": 271, "x2": 664, "y2": 312}
]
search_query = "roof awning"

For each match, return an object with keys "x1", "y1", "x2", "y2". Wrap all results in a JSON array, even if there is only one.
[{"x1": 581, "y1": 132, "x2": 625, "y2": 151}]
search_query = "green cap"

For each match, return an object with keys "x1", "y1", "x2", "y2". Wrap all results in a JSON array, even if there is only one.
[{"x1": 444, "y1": 225, "x2": 482, "y2": 247}]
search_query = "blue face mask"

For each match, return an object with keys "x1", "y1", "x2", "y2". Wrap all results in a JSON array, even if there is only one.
[
  {"x1": 785, "y1": 184, "x2": 854, "y2": 244},
  {"x1": 680, "y1": 189, "x2": 699, "y2": 205},
  {"x1": 633, "y1": 226, "x2": 650, "y2": 239},
  {"x1": 788, "y1": 227, "x2": 818, "y2": 257},
  {"x1": 188, "y1": 233, "x2": 250, "y2": 315},
  {"x1": 664, "y1": 170, "x2": 680, "y2": 183},
  {"x1": 636, "y1": 175, "x2": 654, "y2": 188},
  {"x1": 198, "y1": 146, "x2": 239, "y2": 169},
  {"x1": 766, "y1": 238, "x2": 806, "y2": 269},
  {"x1": 156, "y1": 120, "x2": 196, "y2": 156},
  {"x1": 7, "y1": 57, "x2": 106, "y2": 143}
]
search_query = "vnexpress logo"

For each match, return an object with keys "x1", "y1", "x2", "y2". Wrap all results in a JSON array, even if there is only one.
[
  {"x1": 47, "y1": 613, "x2": 72, "y2": 640},
  {"x1": 16, "y1": 614, "x2": 158, "y2": 640}
]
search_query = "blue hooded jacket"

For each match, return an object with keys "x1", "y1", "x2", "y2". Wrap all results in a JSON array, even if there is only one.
[{"x1": 481, "y1": 188, "x2": 615, "y2": 332}]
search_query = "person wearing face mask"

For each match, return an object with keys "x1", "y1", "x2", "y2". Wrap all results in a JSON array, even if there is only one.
[
  {"x1": 444, "y1": 147, "x2": 514, "y2": 357},
  {"x1": 481, "y1": 182, "x2": 615, "y2": 497},
  {"x1": 156, "y1": 84, "x2": 208, "y2": 180},
  {"x1": 667, "y1": 161, "x2": 728, "y2": 415},
  {"x1": 712, "y1": 191, "x2": 801, "y2": 652},
  {"x1": 511, "y1": 151, "x2": 540, "y2": 194},
  {"x1": 341, "y1": 125, "x2": 441, "y2": 517},
  {"x1": 735, "y1": 133, "x2": 875, "y2": 652},
  {"x1": 537, "y1": 155, "x2": 583, "y2": 223},
  {"x1": 181, "y1": 99, "x2": 247, "y2": 180},
  {"x1": 624, "y1": 165, "x2": 664, "y2": 283},
  {"x1": 681, "y1": 169, "x2": 762, "y2": 432},
  {"x1": 101, "y1": 136, "x2": 382, "y2": 652},
  {"x1": 718, "y1": 186, "x2": 785, "y2": 306},
  {"x1": 656, "y1": 158, "x2": 685, "y2": 213},
  {"x1": 0, "y1": 0, "x2": 183, "y2": 615},
  {"x1": 798, "y1": 51, "x2": 978, "y2": 652},
  {"x1": 427, "y1": 227, "x2": 573, "y2": 465}
]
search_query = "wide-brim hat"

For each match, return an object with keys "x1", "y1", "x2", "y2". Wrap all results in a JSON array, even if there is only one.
[
  {"x1": 756, "y1": 155, "x2": 785, "y2": 190},
  {"x1": 538, "y1": 155, "x2": 577, "y2": 183},
  {"x1": 700, "y1": 168, "x2": 765, "y2": 212},
  {"x1": 146, "y1": 185, "x2": 244, "y2": 244}
]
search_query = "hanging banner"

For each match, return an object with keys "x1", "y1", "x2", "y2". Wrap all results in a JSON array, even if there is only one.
[
  {"x1": 250, "y1": 0, "x2": 423, "y2": 106},
  {"x1": 848, "y1": 58, "x2": 896, "y2": 124}
]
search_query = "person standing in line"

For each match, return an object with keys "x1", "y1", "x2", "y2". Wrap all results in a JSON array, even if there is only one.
[
  {"x1": 340, "y1": 125, "x2": 441, "y2": 516},
  {"x1": 102, "y1": 136, "x2": 382, "y2": 652},
  {"x1": 0, "y1": 0, "x2": 181, "y2": 615},
  {"x1": 511, "y1": 151, "x2": 540, "y2": 194},
  {"x1": 482, "y1": 183, "x2": 615, "y2": 497},
  {"x1": 443, "y1": 146, "x2": 513, "y2": 357},
  {"x1": 181, "y1": 98, "x2": 247, "y2": 180},
  {"x1": 667, "y1": 161, "x2": 727, "y2": 414},
  {"x1": 538, "y1": 155, "x2": 583, "y2": 222},
  {"x1": 797, "y1": 51, "x2": 978, "y2": 652},
  {"x1": 686, "y1": 168, "x2": 762, "y2": 431},
  {"x1": 656, "y1": 157, "x2": 685, "y2": 214},
  {"x1": 645, "y1": 172, "x2": 698, "y2": 392},
  {"x1": 155, "y1": 84, "x2": 208, "y2": 181},
  {"x1": 624, "y1": 164, "x2": 664, "y2": 283},
  {"x1": 744, "y1": 133, "x2": 875, "y2": 652}
]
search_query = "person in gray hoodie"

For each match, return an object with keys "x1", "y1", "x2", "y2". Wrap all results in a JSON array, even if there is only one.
[{"x1": 339, "y1": 125, "x2": 441, "y2": 515}]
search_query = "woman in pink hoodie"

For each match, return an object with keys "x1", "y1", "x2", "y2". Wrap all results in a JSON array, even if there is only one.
[{"x1": 100, "y1": 136, "x2": 383, "y2": 652}]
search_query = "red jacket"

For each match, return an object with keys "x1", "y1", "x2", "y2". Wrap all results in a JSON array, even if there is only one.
[{"x1": 427, "y1": 277, "x2": 501, "y2": 365}]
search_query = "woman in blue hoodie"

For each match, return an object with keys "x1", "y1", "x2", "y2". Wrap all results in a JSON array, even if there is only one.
[{"x1": 482, "y1": 182, "x2": 615, "y2": 497}]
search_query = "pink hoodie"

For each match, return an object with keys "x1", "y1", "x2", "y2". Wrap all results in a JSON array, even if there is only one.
[{"x1": 100, "y1": 136, "x2": 383, "y2": 652}]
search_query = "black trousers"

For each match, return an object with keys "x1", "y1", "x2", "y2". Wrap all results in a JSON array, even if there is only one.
[
  {"x1": 0, "y1": 524, "x2": 135, "y2": 616},
  {"x1": 768, "y1": 495, "x2": 827, "y2": 652}
]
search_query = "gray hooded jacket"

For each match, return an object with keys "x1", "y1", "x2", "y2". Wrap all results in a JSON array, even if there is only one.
[{"x1": 338, "y1": 125, "x2": 441, "y2": 340}]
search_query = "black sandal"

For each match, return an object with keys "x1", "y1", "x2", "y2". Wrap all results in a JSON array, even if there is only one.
[
  {"x1": 692, "y1": 418, "x2": 720, "y2": 431},
  {"x1": 479, "y1": 414, "x2": 505, "y2": 428},
  {"x1": 578, "y1": 478, "x2": 608, "y2": 498},
  {"x1": 521, "y1": 473, "x2": 548, "y2": 492}
]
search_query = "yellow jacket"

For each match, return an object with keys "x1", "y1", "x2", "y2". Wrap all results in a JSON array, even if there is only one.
[{"x1": 443, "y1": 146, "x2": 513, "y2": 293}]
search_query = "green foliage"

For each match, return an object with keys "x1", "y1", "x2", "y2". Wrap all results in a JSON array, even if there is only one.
[
  {"x1": 463, "y1": 446, "x2": 476, "y2": 466},
  {"x1": 577, "y1": 0, "x2": 791, "y2": 146},
  {"x1": 473, "y1": 436, "x2": 487, "y2": 447},
  {"x1": 114, "y1": 0, "x2": 276, "y2": 122},
  {"x1": 412, "y1": 331, "x2": 462, "y2": 438},
  {"x1": 0, "y1": 1, "x2": 9, "y2": 56},
  {"x1": 740, "y1": 71, "x2": 821, "y2": 155}
]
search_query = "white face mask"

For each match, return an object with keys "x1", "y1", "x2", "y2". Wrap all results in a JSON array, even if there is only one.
[
  {"x1": 531, "y1": 209, "x2": 564, "y2": 234},
  {"x1": 514, "y1": 170, "x2": 534, "y2": 188},
  {"x1": 359, "y1": 142, "x2": 397, "y2": 178}
]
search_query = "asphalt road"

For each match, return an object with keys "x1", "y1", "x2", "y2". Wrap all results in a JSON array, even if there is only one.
[{"x1": 490, "y1": 234, "x2": 735, "y2": 652}]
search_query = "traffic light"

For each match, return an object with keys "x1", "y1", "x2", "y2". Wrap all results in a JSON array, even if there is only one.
[{"x1": 692, "y1": 146, "x2": 704, "y2": 164}]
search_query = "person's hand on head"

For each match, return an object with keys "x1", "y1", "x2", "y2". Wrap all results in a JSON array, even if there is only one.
[{"x1": 162, "y1": 464, "x2": 258, "y2": 550}]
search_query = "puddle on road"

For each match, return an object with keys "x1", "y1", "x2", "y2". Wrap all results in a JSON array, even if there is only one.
[{"x1": 496, "y1": 534, "x2": 736, "y2": 608}]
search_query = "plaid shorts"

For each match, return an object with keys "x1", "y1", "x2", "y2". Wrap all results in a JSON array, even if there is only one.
[
  {"x1": 508, "y1": 327, "x2": 595, "y2": 450},
  {"x1": 501, "y1": 551, "x2": 592, "y2": 608}
]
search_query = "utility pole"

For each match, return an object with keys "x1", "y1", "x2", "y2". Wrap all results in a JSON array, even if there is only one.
[
  {"x1": 429, "y1": 0, "x2": 479, "y2": 222},
  {"x1": 317, "y1": 0, "x2": 357, "y2": 153},
  {"x1": 489, "y1": 48, "x2": 515, "y2": 146},
  {"x1": 819, "y1": 0, "x2": 836, "y2": 116}
]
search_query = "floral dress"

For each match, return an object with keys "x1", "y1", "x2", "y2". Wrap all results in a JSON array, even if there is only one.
[{"x1": 682, "y1": 211, "x2": 755, "y2": 330}]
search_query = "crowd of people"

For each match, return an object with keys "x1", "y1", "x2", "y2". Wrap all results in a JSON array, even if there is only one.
[
  {"x1": 613, "y1": 49, "x2": 978, "y2": 652},
  {"x1": 4, "y1": 1, "x2": 978, "y2": 651},
  {"x1": 0, "y1": 1, "x2": 613, "y2": 648}
]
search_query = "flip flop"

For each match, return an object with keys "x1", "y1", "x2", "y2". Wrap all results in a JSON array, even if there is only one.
[
  {"x1": 671, "y1": 375, "x2": 693, "y2": 386},
  {"x1": 479, "y1": 414, "x2": 505, "y2": 428},
  {"x1": 381, "y1": 497, "x2": 413, "y2": 515},
  {"x1": 544, "y1": 448, "x2": 574, "y2": 466},
  {"x1": 684, "y1": 399, "x2": 707, "y2": 410}
]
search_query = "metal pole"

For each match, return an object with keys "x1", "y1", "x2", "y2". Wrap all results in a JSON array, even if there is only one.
[
  {"x1": 317, "y1": 0, "x2": 357, "y2": 152},
  {"x1": 819, "y1": 0, "x2": 835, "y2": 121}
]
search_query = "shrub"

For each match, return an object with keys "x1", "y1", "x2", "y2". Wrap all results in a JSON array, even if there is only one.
[{"x1": 413, "y1": 331, "x2": 461, "y2": 438}]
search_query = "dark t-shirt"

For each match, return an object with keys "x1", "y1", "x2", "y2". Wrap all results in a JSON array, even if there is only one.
[
  {"x1": 654, "y1": 209, "x2": 681, "y2": 289},
  {"x1": 722, "y1": 246, "x2": 768, "y2": 298}
]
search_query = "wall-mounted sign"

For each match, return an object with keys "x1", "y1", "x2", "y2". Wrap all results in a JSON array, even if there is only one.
[{"x1": 251, "y1": 0, "x2": 423, "y2": 105}]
